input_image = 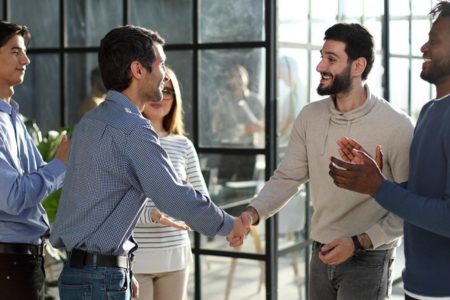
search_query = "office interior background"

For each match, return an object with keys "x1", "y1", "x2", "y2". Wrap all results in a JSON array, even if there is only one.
[{"x1": 3, "y1": 0, "x2": 435, "y2": 299}]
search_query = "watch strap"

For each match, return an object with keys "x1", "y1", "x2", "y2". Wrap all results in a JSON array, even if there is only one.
[{"x1": 352, "y1": 235, "x2": 365, "y2": 256}]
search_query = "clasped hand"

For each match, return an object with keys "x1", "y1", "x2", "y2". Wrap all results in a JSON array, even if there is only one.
[{"x1": 226, "y1": 212, "x2": 252, "y2": 247}]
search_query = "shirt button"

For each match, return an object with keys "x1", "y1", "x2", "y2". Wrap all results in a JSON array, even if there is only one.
[{"x1": 6, "y1": 276, "x2": 10, "y2": 280}]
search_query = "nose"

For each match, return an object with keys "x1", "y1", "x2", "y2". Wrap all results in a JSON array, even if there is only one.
[
  {"x1": 21, "y1": 52, "x2": 30, "y2": 65},
  {"x1": 316, "y1": 58, "x2": 326, "y2": 73},
  {"x1": 420, "y1": 40, "x2": 428, "y2": 54}
]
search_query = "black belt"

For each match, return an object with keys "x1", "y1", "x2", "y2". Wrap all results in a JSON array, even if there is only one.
[
  {"x1": 0, "y1": 242, "x2": 44, "y2": 256},
  {"x1": 69, "y1": 248, "x2": 133, "y2": 270}
]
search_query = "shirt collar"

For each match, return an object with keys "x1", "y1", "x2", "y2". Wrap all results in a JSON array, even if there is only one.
[
  {"x1": 105, "y1": 90, "x2": 142, "y2": 115},
  {"x1": 0, "y1": 98, "x2": 19, "y2": 115}
]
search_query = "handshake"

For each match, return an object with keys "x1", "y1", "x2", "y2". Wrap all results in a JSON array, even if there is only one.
[{"x1": 226, "y1": 207, "x2": 259, "y2": 247}]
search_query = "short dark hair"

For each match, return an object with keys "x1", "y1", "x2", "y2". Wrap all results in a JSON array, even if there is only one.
[
  {"x1": 98, "y1": 25, "x2": 165, "y2": 92},
  {"x1": 0, "y1": 21, "x2": 31, "y2": 48},
  {"x1": 323, "y1": 23, "x2": 374, "y2": 80},
  {"x1": 429, "y1": 0, "x2": 450, "y2": 21}
]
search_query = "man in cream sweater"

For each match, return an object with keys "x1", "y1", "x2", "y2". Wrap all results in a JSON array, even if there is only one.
[{"x1": 238, "y1": 23, "x2": 414, "y2": 300}]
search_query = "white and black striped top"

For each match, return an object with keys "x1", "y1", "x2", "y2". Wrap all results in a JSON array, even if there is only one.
[{"x1": 133, "y1": 133, "x2": 209, "y2": 273}]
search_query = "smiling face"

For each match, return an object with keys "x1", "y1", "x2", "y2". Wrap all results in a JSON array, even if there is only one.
[
  {"x1": 316, "y1": 40, "x2": 353, "y2": 96},
  {"x1": 420, "y1": 16, "x2": 450, "y2": 86},
  {"x1": 143, "y1": 79, "x2": 174, "y2": 124},
  {"x1": 0, "y1": 34, "x2": 30, "y2": 92},
  {"x1": 141, "y1": 43, "x2": 168, "y2": 103}
]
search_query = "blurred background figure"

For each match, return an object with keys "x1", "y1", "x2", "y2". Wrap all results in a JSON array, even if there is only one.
[
  {"x1": 277, "y1": 56, "x2": 303, "y2": 151},
  {"x1": 212, "y1": 64, "x2": 264, "y2": 188},
  {"x1": 212, "y1": 64, "x2": 264, "y2": 148},
  {"x1": 79, "y1": 66, "x2": 107, "y2": 117},
  {"x1": 134, "y1": 67, "x2": 209, "y2": 300}
]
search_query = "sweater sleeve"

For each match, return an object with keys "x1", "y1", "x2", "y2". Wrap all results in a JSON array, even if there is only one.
[
  {"x1": 375, "y1": 180, "x2": 450, "y2": 238},
  {"x1": 365, "y1": 116, "x2": 413, "y2": 248},
  {"x1": 250, "y1": 109, "x2": 309, "y2": 220}
]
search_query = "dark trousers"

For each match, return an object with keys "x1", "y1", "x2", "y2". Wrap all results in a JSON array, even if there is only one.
[
  {"x1": 0, "y1": 254, "x2": 45, "y2": 300},
  {"x1": 405, "y1": 295, "x2": 419, "y2": 300}
]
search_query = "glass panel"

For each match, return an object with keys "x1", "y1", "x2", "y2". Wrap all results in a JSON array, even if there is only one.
[
  {"x1": 278, "y1": 248, "x2": 308, "y2": 300},
  {"x1": 310, "y1": 49, "x2": 322, "y2": 102},
  {"x1": 165, "y1": 50, "x2": 194, "y2": 137},
  {"x1": 197, "y1": 255, "x2": 265, "y2": 299},
  {"x1": 367, "y1": 53, "x2": 384, "y2": 98},
  {"x1": 14, "y1": 54, "x2": 60, "y2": 134},
  {"x1": 364, "y1": 19, "x2": 383, "y2": 53},
  {"x1": 130, "y1": 0, "x2": 193, "y2": 44},
  {"x1": 66, "y1": 53, "x2": 102, "y2": 127},
  {"x1": 389, "y1": 20, "x2": 409, "y2": 55},
  {"x1": 198, "y1": 49, "x2": 265, "y2": 148},
  {"x1": 311, "y1": 20, "x2": 334, "y2": 47},
  {"x1": 412, "y1": 0, "x2": 433, "y2": 16},
  {"x1": 66, "y1": 0, "x2": 122, "y2": 47},
  {"x1": 341, "y1": 0, "x2": 363, "y2": 19},
  {"x1": 199, "y1": 0, "x2": 265, "y2": 43},
  {"x1": 364, "y1": 0, "x2": 384, "y2": 17},
  {"x1": 411, "y1": 19, "x2": 430, "y2": 57},
  {"x1": 311, "y1": 0, "x2": 337, "y2": 20},
  {"x1": 389, "y1": 57, "x2": 409, "y2": 114},
  {"x1": 198, "y1": 153, "x2": 265, "y2": 208},
  {"x1": 277, "y1": 186, "x2": 307, "y2": 246},
  {"x1": 10, "y1": 0, "x2": 59, "y2": 48},
  {"x1": 278, "y1": 0, "x2": 309, "y2": 44},
  {"x1": 277, "y1": 49, "x2": 308, "y2": 161},
  {"x1": 411, "y1": 58, "x2": 432, "y2": 121},
  {"x1": 389, "y1": 0, "x2": 410, "y2": 17}
]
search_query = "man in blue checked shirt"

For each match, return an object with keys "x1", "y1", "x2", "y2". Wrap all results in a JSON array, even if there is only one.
[
  {"x1": 0, "y1": 21, "x2": 70, "y2": 300},
  {"x1": 50, "y1": 25, "x2": 251, "y2": 300}
]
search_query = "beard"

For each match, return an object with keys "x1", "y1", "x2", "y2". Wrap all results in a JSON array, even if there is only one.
[
  {"x1": 420, "y1": 58, "x2": 450, "y2": 85},
  {"x1": 317, "y1": 63, "x2": 352, "y2": 96},
  {"x1": 144, "y1": 85, "x2": 164, "y2": 103}
]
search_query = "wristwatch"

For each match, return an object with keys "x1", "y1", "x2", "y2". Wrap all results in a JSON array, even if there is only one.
[{"x1": 352, "y1": 235, "x2": 366, "y2": 256}]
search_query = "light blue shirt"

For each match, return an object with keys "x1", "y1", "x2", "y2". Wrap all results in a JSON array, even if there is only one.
[
  {"x1": 0, "y1": 99, "x2": 66, "y2": 244},
  {"x1": 50, "y1": 91, "x2": 234, "y2": 256}
]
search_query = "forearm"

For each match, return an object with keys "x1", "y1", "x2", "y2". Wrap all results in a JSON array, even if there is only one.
[
  {"x1": 0, "y1": 159, "x2": 66, "y2": 214},
  {"x1": 375, "y1": 180, "x2": 450, "y2": 238},
  {"x1": 364, "y1": 212, "x2": 403, "y2": 249},
  {"x1": 243, "y1": 206, "x2": 260, "y2": 225}
]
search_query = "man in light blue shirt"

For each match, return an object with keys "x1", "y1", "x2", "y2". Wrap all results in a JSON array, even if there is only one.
[
  {"x1": 50, "y1": 25, "x2": 249, "y2": 300},
  {"x1": 0, "y1": 21, "x2": 70, "y2": 300}
]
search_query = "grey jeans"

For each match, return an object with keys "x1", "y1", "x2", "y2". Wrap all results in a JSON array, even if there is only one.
[{"x1": 309, "y1": 241, "x2": 394, "y2": 300}]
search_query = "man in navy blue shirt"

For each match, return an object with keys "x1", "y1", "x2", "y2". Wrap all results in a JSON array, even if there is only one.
[
  {"x1": 0, "y1": 21, "x2": 70, "y2": 300},
  {"x1": 329, "y1": 2, "x2": 450, "y2": 299},
  {"x1": 50, "y1": 25, "x2": 250, "y2": 300}
]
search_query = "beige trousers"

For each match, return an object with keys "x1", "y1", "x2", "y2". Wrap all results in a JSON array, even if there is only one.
[{"x1": 135, "y1": 267, "x2": 189, "y2": 300}]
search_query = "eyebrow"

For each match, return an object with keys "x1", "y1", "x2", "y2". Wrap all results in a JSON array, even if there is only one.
[
  {"x1": 321, "y1": 50, "x2": 340, "y2": 58},
  {"x1": 11, "y1": 46, "x2": 26, "y2": 52}
]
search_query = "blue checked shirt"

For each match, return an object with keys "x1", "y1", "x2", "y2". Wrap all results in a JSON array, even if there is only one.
[
  {"x1": 0, "y1": 99, "x2": 66, "y2": 244},
  {"x1": 50, "y1": 91, "x2": 234, "y2": 256}
]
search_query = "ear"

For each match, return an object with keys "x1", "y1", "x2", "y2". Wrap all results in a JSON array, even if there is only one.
[
  {"x1": 351, "y1": 57, "x2": 367, "y2": 78},
  {"x1": 129, "y1": 61, "x2": 145, "y2": 79}
]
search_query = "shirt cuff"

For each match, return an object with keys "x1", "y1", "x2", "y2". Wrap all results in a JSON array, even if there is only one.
[
  {"x1": 216, "y1": 212, "x2": 234, "y2": 236},
  {"x1": 365, "y1": 223, "x2": 387, "y2": 249},
  {"x1": 46, "y1": 159, "x2": 67, "y2": 188}
]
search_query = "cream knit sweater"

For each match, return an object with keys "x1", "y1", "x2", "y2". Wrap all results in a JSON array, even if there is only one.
[{"x1": 251, "y1": 86, "x2": 414, "y2": 249}]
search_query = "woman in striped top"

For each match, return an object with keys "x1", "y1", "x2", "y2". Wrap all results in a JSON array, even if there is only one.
[{"x1": 134, "y1": 68, "x2": 209, "y2": 300}]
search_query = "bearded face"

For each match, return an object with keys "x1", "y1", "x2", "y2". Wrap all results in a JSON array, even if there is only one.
[{"x1": 317, "y1": 62, "x2": 352, "y2": 96}]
